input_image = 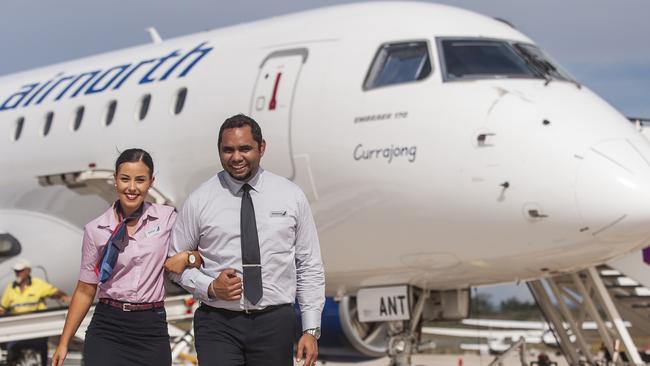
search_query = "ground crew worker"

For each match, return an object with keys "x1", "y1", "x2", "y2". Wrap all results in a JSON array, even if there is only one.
[{"x1": 0, "y1": 259, "x2": 70, "y2": 366}]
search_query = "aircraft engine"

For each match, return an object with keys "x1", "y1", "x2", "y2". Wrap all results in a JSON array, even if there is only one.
[{"x1": 308, "y1": 297, "x2": 387, "y2": 362}]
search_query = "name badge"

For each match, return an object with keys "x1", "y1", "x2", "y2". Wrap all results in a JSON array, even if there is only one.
[
  {"x1": 270, "y1": 210, "x2": 287, "y2": 217},
  {"x1": 145, "y1": 226, "x2": 161, "y2": 238}
]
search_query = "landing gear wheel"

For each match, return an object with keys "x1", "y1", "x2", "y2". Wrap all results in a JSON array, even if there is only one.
[
  {"x1": 387, "y1": 321, "x2": 415, "y2": 366},
  {"x1": 386, "y1": 289, "x2": 429, "y2": 366}
]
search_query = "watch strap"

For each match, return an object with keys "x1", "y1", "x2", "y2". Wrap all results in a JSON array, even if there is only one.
[{"x1": 304, "y1": 327, "x2": 321, "y2": 340}]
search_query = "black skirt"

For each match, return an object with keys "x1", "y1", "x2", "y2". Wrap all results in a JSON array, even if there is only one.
[{"x1": 83, "y1": 302, "x2": 171, "y2": 366}]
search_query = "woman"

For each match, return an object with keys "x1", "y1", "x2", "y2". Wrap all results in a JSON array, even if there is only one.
[{"x1": 52, "y1": 148, "x2": 199, "y2": 366}]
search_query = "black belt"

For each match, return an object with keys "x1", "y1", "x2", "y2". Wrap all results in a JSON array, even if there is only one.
[
  {"x1": 200, "y1": 303, "x2": 290, "y2": 315},
  {"x1": 99, "y1": 298, "x2": 165, "y2": 312}
]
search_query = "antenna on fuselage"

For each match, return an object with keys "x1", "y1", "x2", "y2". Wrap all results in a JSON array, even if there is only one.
[
  {"x1": 146, "y1": 27, "x2": 163, "y2": 44},
  {"x1": 494, "y1": 17, "x2": 517, "y2": 29}
]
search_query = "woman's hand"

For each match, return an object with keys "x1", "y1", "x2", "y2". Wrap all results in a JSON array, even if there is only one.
[
  {"x1": 165, "y1": 251, "x2": 203, "y2": 273},
  {"x1": 51, "y1": 343, "x2": 68, "y2": 366},
  {"x1": 52, "y1": 281, "x2": 96, "y2": 366},
  {"x1": 165, "y1": 251, "x2": 189, "y2": 273}
]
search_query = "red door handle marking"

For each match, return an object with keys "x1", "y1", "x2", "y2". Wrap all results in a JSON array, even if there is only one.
[{"x1": 269, "y1": 72, "x2": 282, "y2": 110}]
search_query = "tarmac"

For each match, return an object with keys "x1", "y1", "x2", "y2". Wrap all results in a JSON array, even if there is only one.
[
  {"x1": 50, "y1": 351, "x2": 568, "y2": 366},
  {"x1": 301, "y1": 352, "x2": 568, "y2": 366},
  {"x1": 49, "y1": 350, "x2": 568, "y2": 365}
]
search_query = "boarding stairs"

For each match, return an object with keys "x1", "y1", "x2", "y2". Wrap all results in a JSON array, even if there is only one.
[
  {"x1": 599, "y1": 266, "x2": 650, "y2": 337},
  {"x1": 527, "y1": 265, "x2": 650, "y2": 366}
]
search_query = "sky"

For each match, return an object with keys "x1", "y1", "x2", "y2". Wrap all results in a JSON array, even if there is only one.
[
  {"x1": 1, "y1": 0, "x2": 649, "y2": 117},
  {"x1": 1, "y1": 0, "x2": 648, "y2": 303}
]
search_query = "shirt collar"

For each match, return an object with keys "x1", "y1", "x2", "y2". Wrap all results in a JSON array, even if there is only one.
[
  {"x1": 12, "y1": 276, "x2": 32, "y2": 289},
  {"x1": 96, "y1": 201, "x2": 159, "y2": 230},
  {"x1": 221, "y1": 168, "x2": 264, "y2": 195}
]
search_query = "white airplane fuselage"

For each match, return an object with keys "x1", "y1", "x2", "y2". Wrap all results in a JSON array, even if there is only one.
[{"x1": 1, "y1": 2, "x2": 649, "y2": 297}]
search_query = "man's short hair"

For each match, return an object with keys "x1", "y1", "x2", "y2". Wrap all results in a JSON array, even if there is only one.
[{"x1": 218, "y1": 114, "x2": 264, "y2": 148}]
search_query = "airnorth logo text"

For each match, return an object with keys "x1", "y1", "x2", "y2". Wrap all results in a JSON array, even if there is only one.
[{"x1": 0, "y1": 42, "x2": 213, "y2": 112}]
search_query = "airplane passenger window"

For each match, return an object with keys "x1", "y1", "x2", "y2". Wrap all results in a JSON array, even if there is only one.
[
  {"x1": 43, "y1": 111, "x2": 54, "y2": 136},
  {"x1": 105, "y1": 100, "x2": 117, "y2": 126},
  {"x1": 73, "y1": 106, "x2": 85, "y2": 131},
  {"x1": 173, "y1": 88, "x2": 188, "y2": 115},
  {"x1": 138, "y1": 94, "x2": 151, "y2": 121},
  {"x1": 439, "y1": 39, "x2": 536, "y2": 81},
  {"x1": 13, "y1": 117, "x2": 25, "y2": 141},
  {"x1": 364, "y1": 41, "x2": 432, "y2": 90}
]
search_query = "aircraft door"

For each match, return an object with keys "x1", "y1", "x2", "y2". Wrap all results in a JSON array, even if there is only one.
[{"x1": 250, "y1": 48, "x2": 308, "y2": 179}]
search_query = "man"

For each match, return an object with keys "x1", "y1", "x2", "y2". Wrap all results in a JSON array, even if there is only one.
[
  {"x1": 169, "y1": 114, "x2": 325, "y2": 366},
  {"x1": 0, "y1": 259, "x2": 70, "y2": 366}
]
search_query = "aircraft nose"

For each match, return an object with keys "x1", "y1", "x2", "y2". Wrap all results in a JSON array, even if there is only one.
[{"x1": 576, "y1": 139, "x2": 650, "y2": 244}]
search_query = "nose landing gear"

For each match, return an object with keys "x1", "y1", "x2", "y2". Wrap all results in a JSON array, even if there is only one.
[
  {"x1": 386, "y1": 290, "x2": 435, "y2": 366},
  {"x1": 338, "y1": 287, "x2": 468, "y2": 365}
]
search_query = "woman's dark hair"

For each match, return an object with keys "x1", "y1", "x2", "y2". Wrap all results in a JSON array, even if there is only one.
[{"x1": 115, "y1": 148, "x2": 154, "y2": 177}]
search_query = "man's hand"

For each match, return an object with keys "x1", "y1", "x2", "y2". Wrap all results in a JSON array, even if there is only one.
[
  {"x1": 295, "y1": 333, "x2": 318, "y2": 366},
  {"x1": 208, "y1": 269, "x2": 242, "y2": 301}
]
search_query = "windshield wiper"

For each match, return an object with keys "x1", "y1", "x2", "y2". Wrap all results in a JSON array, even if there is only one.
[
  {"x1": 538, "y1": 59, "x2": 581, "y2": 88},
  {"x1": 537, "y1": 60, "x2": 559, "y2": 86},
  {"x1": 514, "y1": 44, "x2": 581, "y2": 88},
  {"x1": 513, "y1": 45, "x2": 553, "y2": 84}
]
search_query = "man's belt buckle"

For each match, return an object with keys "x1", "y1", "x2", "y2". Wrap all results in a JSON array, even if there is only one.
[{"x1": 122, "y1": 303, "x2": 132, "y2": 312}]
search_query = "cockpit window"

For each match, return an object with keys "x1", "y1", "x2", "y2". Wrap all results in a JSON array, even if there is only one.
[
  {"x1": 439, "y1": 38, "x2": 574, "y2": 82},
  {"x1": 364, "y1": 41, "x2": 432, "y2": 90},
  {"x1": 440, "y1": 39, "x2": 535, "y2": 80}
]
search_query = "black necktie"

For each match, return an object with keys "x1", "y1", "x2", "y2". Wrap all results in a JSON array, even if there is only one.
[{"x1": 241, "y1": 184, "x2": 263, "y2": 305}]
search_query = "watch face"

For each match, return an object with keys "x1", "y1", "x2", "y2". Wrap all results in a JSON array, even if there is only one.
[{"x1": 188, "y1": 254, "x2": 196, "y2": 264}]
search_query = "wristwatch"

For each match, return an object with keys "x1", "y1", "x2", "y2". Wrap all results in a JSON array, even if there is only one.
[
  {"x1": 187, "y1": 251, "x2": 197, "y2": 266},
  {"x1": 304, "y1": 327, "x2": 321, "y2": 340}
]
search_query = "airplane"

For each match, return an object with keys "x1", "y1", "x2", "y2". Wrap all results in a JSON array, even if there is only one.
[
  {"x1": 1, "y1": 1, "x2": 650, "y2": 364},
  {"x1": 422, "y1": 318, "x2": 634, "y2": 353},
  {"x1": 422, "y1": 317, "x2": 639, "y2": 360}
]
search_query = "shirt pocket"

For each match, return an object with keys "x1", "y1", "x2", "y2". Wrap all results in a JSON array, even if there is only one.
[
  {"x1": 137, "y1": 228, "x2": 169, "y2": 264},
  {"x1": 263, "y1": 210, "x2": 296, "y2": 254}
]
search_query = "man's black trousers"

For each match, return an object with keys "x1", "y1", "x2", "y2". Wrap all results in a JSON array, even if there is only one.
[{"x1": 194, "y1": 303, "x2": 296, "y2": 366}]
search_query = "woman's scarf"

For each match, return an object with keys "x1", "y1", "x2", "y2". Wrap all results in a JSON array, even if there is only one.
[{"x1": 96, "y1": 201, "x2": 144, "y2": 283}]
